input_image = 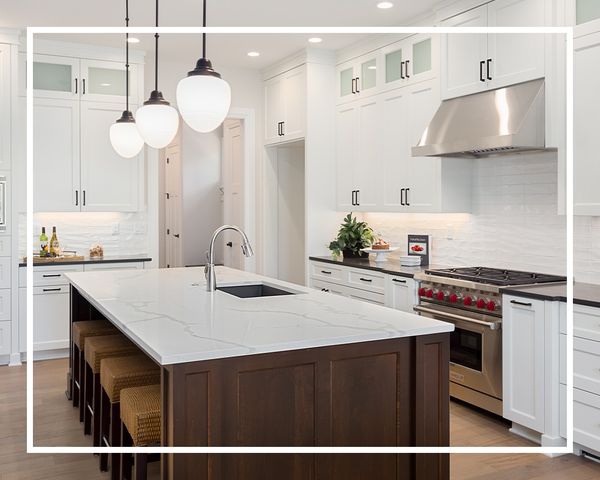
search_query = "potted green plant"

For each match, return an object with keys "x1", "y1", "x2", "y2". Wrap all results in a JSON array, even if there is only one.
[{"x1": 328, "y1": 213, "x2": 375, "y2": 258}]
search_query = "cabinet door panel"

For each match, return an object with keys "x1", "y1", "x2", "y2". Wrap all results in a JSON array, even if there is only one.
[
  {"x1": 80, "y1": 102, "x2": 141, "y2": 212},
  {"x1": 282, "y1": 65, "x2": 305, "y2": 141},
  {"x1": 0, "y1": 45, "x2": 10, "y2": 170},
  {"x1": 264, "y1": 75, "x2": 285, "y2": 144},
  {"x1": 25, "y1": 54, "x2": 79, "y2": 100},
  {"x1": 80, "y1": 59, "x2": 139, "y2": 104},
  {"x1": 337, "y1": 64, "x2": 356, "y2": 103},
  {"x1": 335, "y1": 104, "x2": 357, "y2": 211},
  {"x1": 574, "y1": 33, "x2": 600, "y2": 215},
  {"x1": 33, "y1": 98, "x2": 80, "y2": 212},
  {"x1": 354, "y1": 98, "x2": 381, "y2": 210},
  {"x1": 487, "y1": 0, "x2": 547, "y2": 89},
  {"x1": 441, "y1": 5, "x2": 488, "y2": 99},
  {"x1": 385, "y1": 276, "x2": 416, "y2": 314}
]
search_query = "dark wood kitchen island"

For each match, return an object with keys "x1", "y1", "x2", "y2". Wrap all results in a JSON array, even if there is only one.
[{"x1": 66, "y1": 266, "x2": 453, "y2": 480}]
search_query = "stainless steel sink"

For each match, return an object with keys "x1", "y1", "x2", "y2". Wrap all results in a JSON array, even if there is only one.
[{"x1": 216, "y1": 283, "x2": 297, "y2": 298}]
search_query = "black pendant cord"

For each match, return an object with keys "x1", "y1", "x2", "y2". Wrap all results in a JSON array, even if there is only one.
[
  {"x1": 125, "y1": 0, "x2": 130, "y2": 113},
  {"x1": 202, "y1": 0, "x2": 207, "y2": 59},
  {"x1": 154, "y1": 0, "x2": 159, "y2": 92}
]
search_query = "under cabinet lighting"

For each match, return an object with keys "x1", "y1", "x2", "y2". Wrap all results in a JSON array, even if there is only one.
[{"x1": 377, "y1": 2, "x2": 394, "y2": 9}]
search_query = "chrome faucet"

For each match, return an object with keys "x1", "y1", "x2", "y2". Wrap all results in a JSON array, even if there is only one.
[{"x1": 205, "y1": 225, "x2": 254, "y2": 292}]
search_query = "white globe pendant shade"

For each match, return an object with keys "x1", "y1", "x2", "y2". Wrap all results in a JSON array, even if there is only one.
[
  {"x1": 176, "y1": 73, "x2": 231, "y2": 133},
  {"x1": 136, "y1": 95, "x2": 180, "y2": 149},
  {"x1": 109, "y1": 114, "x2": 144, "y2": 158}
]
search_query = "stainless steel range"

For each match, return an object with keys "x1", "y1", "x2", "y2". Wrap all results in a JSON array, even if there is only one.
[{"x1": 414, "y1": 267, "x2": 566, "y2": 416}]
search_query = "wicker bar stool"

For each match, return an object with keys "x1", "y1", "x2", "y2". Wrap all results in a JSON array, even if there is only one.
[
  {"x1": 120, "y1": 384, "x2": 161, "y2": 480},
  {"x1": 72, "y1": 320, "x2": 117, "y2": 417},
  {"x1": 84, "y1": 334, "x2": 140, "y2": 445},
  {"x1": 99, "y1": 355, "x2": 160, "y2": 478}
]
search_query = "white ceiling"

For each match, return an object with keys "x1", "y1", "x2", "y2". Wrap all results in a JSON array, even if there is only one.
[{"x1": 0, "y1": 0, "x2": 442, "y2": 68}]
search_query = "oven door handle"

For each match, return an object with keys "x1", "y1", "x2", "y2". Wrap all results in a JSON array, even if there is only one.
[{"x1": 413, "y1": 305, "x2": 501, "y2": 330}]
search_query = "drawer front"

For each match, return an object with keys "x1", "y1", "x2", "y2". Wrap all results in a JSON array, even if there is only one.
[
  {"x1": 83, "y1": 262, "x2": 144, "y2": 271},
  {"x1": 574, "y1": 304, "x2": 600, "y2": 342},
  {"x1": 559, "y1": 302, "x2": 566, "y2": 335},
  {"x1": 346, "y1": 286, "x2": 385, "y2": 306},
  {"x1": 574, "y1": 336, "x2": 600, "y2": 396},
  {"x1": 310, "y1": 261, "x2": 346, "y2": 283},
  {"x1": 19, "y1": 264, "x2": 84, "y2": 288},
  {"x1": 0, "y1": 235, "x2": 11, "y2": 257},
  {"x1": 0, "y1": 288, "x2": 10, "y2": 321},
  {"x1": 560, "y1": 383, "x2": 566, "y2": 439},
  {"x1": 0, "y1": 321, "x2": 10, "y2": 355},
  {"x1": 574, "y1": 388, "x2": 600, "y2": 452},
  {"x1": 311, "y1": 279, "x2": 345, "y2": 297},
  {"x1": 560, "y1": 333, "x2": 566, "y2": 385},
  {"x1": 347, "y1": 268, "x2": 385, "y2": 294},
  {"x1": 0, "y1": 257, "x2": 10, "y2": 289}
]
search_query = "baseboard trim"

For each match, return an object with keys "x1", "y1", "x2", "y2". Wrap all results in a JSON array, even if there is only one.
[
  {"x1": 8, "y1": 352, "x2": 22, "y2": 366},
  {"x1": 509, "y1": 423, "x2": 542, "y2": 444}
]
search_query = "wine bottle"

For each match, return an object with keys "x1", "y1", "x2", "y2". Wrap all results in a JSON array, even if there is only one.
[
  {"x1": 49, "y1": 226, "x2": 60, "y2": 257},
  {"x1": 39, "y1": 227, "x2": 48, "y2": 257}
]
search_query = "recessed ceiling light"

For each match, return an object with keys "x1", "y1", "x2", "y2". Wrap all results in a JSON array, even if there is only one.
[
  {"x1": 377, "y1": 2, "x2": 394, "y2": 9},
  {"x1": 368, "y1": 65, "x2": 377, "y2": 70},
  {"x1": 247, "y1": 51, "x2": 260, "y2": 57},
  {"x1": 308, "y1": 37, "x2": 323, "y2": 43},
  {"x1": 127, "y1": 37, "x2": 140, "y2": 43}
]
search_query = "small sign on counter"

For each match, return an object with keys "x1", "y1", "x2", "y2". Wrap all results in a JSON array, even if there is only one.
[{"x1": 408, "y1": 234, "x2": 431, "y2": 266}]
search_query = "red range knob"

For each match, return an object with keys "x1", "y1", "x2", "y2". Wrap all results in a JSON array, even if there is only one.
[
  {"x1": 463, "y1": 296, "x2": 473, "y2": 306},
  {"x1": 436, "y1": 291, "x2": 445, "y2": 301},
  {"x1": 476, "y1": 298, "x2": 486, "y2": 309},
  {"x1": 418, "y1": 287, "x2": 427, "y2": 296},
  {"x1": 426, "y1": 289, "x2": 434, "y2": 298},
  {"x1": 449, "y1": 293, "x2": 459, "y2": 304},
  {"x1": 487, "y1": 300, "x2": 497, "y2": 311}
]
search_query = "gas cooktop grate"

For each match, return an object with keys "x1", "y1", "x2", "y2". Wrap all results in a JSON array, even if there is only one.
[{"x1": 424, "y1": 266, "x2": 567, "y2": 286}]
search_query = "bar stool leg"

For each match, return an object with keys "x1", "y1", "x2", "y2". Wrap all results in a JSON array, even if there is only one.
[
  {"x1": 133, "y1": 453, "x2": 147, "y2": 480},
  {"x1": 84, "y1": 363, "x2": 93, "y2": 435},
  {"x1": 110, "y1": 402, "x2": 121, "y2": 480},
  {"x1": 121, "y1": 420, "x2": 133, "y2": 480},
  {"x1": 100, "y1": 389, "x2": 110, "y2": 471},
  {"x1": 93, "y1": 373, "x2": 102, "y2": 447},
  {"x1": 72, "y1": 344, "x2": 80, "y2": 408},
  {"x1": 79, "y1": 349, "x2": 86, "y2": 422}
]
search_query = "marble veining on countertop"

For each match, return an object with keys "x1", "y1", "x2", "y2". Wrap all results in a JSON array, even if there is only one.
[
  {"x1": 19, "y1": 254, "x2": 151, "y2": 267},
  {"x1": 66, "y1": 266, "x2": 454, "y2": 366},
  {"x1": 502, "y1": 282, "x2": 600, "y2": 308},
  {"x1": 309, "y1": 255, "x2": 450, "y2": 278}
]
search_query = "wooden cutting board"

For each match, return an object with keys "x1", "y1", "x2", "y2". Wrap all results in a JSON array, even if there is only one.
[{"x1": 23, "y1": 255, "x2": 85, "y2": 264}]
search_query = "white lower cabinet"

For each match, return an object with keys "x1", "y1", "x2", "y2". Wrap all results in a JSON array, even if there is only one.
[
  {"x1": 574, "y1": 388, "x2": 600, "y2": 453},
  {"x1": 385, "y1": 276, "x2": 417, "y2": 314},
  {"x1": 0, "y1": 321, "x2": 10, "y2": 355}
]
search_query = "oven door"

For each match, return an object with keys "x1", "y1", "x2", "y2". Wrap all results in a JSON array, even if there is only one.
[{"x1": 414, "y1": 303, "x2": 502, "y2": 400}]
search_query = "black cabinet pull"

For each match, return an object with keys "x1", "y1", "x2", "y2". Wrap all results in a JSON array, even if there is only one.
[
  {"x1": 510, "y1": 299, "x2": 532, "y2": 307},
  {"x1": 75, "y1": 190, "x2": 79, "y2": 206},
  {"x1": 42, "y1": 274, "x2": 61, "y2": 278},
  {"x1": 400, "y1": 188, "x2": 405, "y2": 206},
  {"x1": 321, "y1": 270, "x2": 332, "y2": 275},
  {"x1": 280, "y1": 121, "x2": 285, "y2": 136},
  {"x1": 174, "y1": 234, "x2": 180, "y2": 238},
  {"x1": 226, "y1": 242, "x2": 233, "y2": 247},
  {"x1": 355, "y1": 77, "x2": 360, "y2": 93},
  {"x1": 479, "y1": 60, "x2": 485, "y2": 82},
  {"x1": 359, "y1": 277, "x2": 372, "y2": 283},
  {"x1": 400, "y1": 61, "x2": 405, "y2": 79},
  {"x1": 355, "y1": 190, "x2": 360, "y2": 206},
  {"x1": 83, "y1": 190, "x2": 86, "y2": 206},
  {"x1": 486, "y1": 58, "x2": 492, "y2": 80},
  {"x1": 405, "y1": 188, "x2": 410, "y2": 206},
  {"x1": 392, "y1": 278, "x2": 407, "y2": 284},
  {"x1": 351, "y1": 78, "x2": 356, "y2": 94},
  {"x1": 42, "y1": 288, "x2": 62, "y2": 292},
  {"x1": 74, "y1": 78, "x2": 78, "y2": 94},
  {"x1": 82, "y1": 78, "x2": 86, "y2": 94},
  {"x1": 321, "y1": 288, "x2": 330, "y2": 292},
  {"x1": 405, "y1": 60, "x2": 410, "y2": 78}
]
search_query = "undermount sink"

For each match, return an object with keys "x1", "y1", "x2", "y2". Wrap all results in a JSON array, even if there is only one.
[{"x1": 216, "y1": 283, "x2": 297, "y2": 298}]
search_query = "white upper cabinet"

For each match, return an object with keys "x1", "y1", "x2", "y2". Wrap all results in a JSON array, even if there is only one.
[
  {"x1": 264, "y1": 64, "x2": 306, "y2": 145},
  {"x1": 382, "y1": 34, "x2": 438, "y2": 92},
  {"x1": 0, "y1": 44, "x2": 10, "y2": 171},
  {"x1": 574, "y1": 31, "x2": 600, "y2": 215},
  {"x1": 336, "y1": 51, "x2": 379, "y2": 104},
  {"x1": 80, "y1": 59, "x2": 139, "y2": 104},
  {"x1": 23, "y1": 54, "x2": 79, "y2": 100},
  {"x1": 80, "y1": 102, "x2": 142, "y2": 212},
  {"x1": 575, "y1": 0, "x2": 600, "y2": 25},
  {"x1": 33, "y1": 98, "x2": 80, "y2": 212},
  {"x1": 335, "y1": 103, "x2": 356, "y2": 211},
  {"x1": 441, "y1": 0, "x2": 548, "y2": 99}
]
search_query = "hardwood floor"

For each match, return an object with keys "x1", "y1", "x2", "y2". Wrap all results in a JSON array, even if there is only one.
[{"x1": 1, "y1": 358, "x2": 600, "y2": 479}]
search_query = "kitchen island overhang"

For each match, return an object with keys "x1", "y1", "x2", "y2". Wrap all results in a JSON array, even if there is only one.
[{"x1": 65, "y1": 266, "x2": 454, "y2": 480}]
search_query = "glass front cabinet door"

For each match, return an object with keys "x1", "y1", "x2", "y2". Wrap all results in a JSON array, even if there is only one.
[
  {"x1": 23, "y1": 54, "x2": 79, "y2": 99},
  {"x1": 382, "y1": 34, "x2": 438, "y2": 92},
  {"x1": 577, "y1": 0, "x2": 600, "y2": 25},
  {"x1": 80, "y1": 59, "x2": 139, "y2": 104},
  {"x1": 337, "y1": 53, "x2": 379, "y2": 104}
]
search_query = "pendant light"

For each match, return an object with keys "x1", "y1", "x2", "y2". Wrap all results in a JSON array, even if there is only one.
[
  {"x1": 135, "y1": 0, "x2": 179, "y2": 148},
  {"x1": 110, "y1": 0, "x2": 144, "y2": 158},
  {"x1": 176, "y1": 0, "x2": 231, "y2": 133}
]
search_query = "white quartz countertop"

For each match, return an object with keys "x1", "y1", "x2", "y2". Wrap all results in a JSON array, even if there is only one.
[{"x1": 66, "y1": 266, "x2": 454, "y2": 366}]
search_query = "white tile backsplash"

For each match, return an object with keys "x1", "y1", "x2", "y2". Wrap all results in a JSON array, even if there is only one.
[
  {"x1": 361, "y1": 152, "x2": 599, "y2": 284},
  {"x1": 18, "y1": 211, "x2": 149, "y2": 258}
]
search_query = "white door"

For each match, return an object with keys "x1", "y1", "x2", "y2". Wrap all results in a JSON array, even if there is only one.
[
  {"x1": 441, "y1": 5, "x2": 489, "y2": 99},
  {"x1": 503, "y1": 295, "x2": 546, "y2": 433},
  {"x1": 385, "y1": 276, "x2": 416, "y2": 314},
  {"x1": 354, "y1": 97, "x2": 381, "y2": 211},
  {"x1": 337, "y1": 61, "x2": 357, "y2": 104},
  {"x1": 281, "y1": 65, "x2": 306, "y2": 142},
  {"x1": 80, "y1": 59, "x2": 139, "y2": 104},
  {"x1": 222, "y1": 119, "x2": 245, "y2": 270},
  {"x1": 164, "y1": 143, "x2": 183, "y2": 268},
  {"x1": 574, "y1": 32, "x2": 600, "y2": 215},
  {"x1": 26, "y1": 54, "x2": 79, "y2": 100},
  {"x1": 335, "y1": 103, "x2": 357, "y2": 210},
  {"x1": 0, "y1": 45, "x2": 10, "y2": 170},
  {"x1": 33, "y1": 98, "x2": 80, "y2": 212},
  {"x1": 487, "y1": 0, "x2": 547, "y2": 89},
  {"x1": 264, "y1": 74, "x2": 285, "y2": 144},
  {"x1": 405, "y1": 80, "x2": 441, "y2": 212},
  {"x1": 80, "y1": 102, "x2": 141, "y2": 212}
]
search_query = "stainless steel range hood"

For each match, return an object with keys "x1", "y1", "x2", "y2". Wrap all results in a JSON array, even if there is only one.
[{"x1": 412, "y1": 79, "x2": 554, "y2": 158}]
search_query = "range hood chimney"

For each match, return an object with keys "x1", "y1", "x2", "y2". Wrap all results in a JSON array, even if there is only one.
[{"x1": 412, "y1": 79, "x2": 555, "y2": 158}]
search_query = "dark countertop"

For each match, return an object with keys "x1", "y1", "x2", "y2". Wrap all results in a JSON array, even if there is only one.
[
  {"x1": 19, "y1": 254, "x2": 151, "y2": 267},
  {"x1": 309, "y1": 255, "x2": 449, "y2": 279},
  {"x1": 502, "y1": 282, "x2": 600, "y2": 308}
]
